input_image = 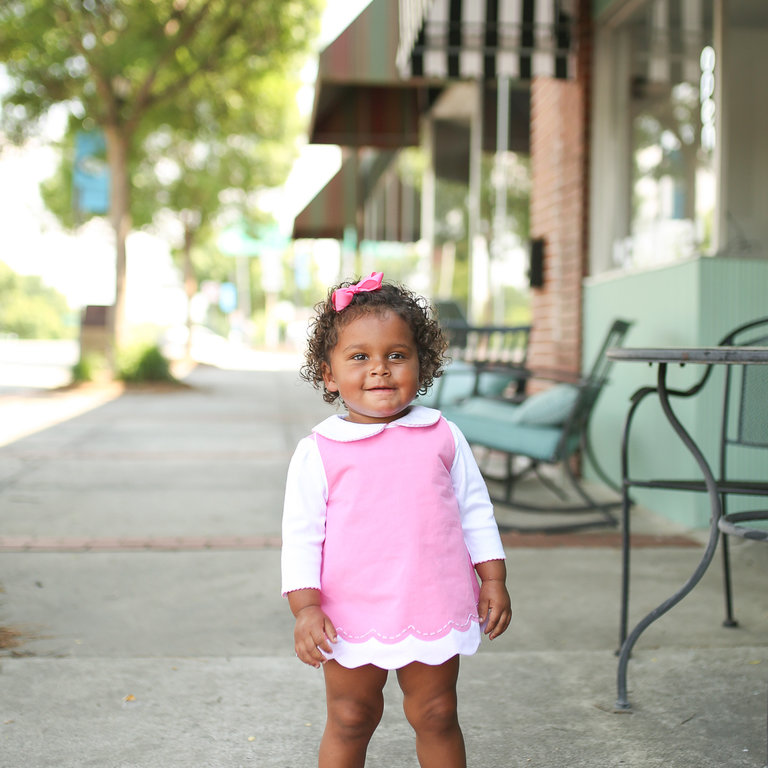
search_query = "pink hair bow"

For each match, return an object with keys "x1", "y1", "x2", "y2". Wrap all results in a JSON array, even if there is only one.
[{"x1": 332, "y1": 272, "x2": 384, "y2": 311}]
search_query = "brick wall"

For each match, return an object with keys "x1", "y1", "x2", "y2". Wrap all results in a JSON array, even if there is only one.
[{"x1": 527, "y1": 0, "x2": 591, "y2": 376}]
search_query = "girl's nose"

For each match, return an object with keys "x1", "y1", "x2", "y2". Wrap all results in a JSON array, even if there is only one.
[{"x1": 370, "y1": 358, "x2": 390, "y2": 375}]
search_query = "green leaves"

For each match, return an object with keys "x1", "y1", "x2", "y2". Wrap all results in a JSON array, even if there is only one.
[
  {"x1": 1, "y1": 0, "x2": 323, "y2": 346},
  {"x1": 1, "y1": 0, "x2": 321, "y2": 137}
]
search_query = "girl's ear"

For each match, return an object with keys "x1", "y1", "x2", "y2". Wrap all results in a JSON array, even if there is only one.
[{"x1": 321, "y1": 362, "x2": 339, "y2": 393}]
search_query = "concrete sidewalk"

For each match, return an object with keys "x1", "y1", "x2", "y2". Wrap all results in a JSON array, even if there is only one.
[{"x1": 0, "y1": 362, "x2": 766, "y2": 767}]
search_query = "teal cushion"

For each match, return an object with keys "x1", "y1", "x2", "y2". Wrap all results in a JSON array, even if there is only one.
[
  {"x1": 417, "y1": 361, "x2": 521, "y2": 408},
  {"x1": 442, "y1": 398, "x2": 564, "y2": 461},
  {"x1": 511, "y1": 384, "x2": 578, "y2": 426}
]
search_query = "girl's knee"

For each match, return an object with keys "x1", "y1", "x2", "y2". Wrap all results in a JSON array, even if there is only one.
[
  {"x1": 327, "y1": 695, "x2": 384, "y2": 742},
  {"x1": 403, "y1": 690, "x2": 459, "y2": 735}
]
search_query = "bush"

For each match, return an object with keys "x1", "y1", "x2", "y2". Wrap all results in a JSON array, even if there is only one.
[
  {"x1": 118, "y1": 343, "x2": 175, "y2": 383},
  {"x1": 72, "y1": 354, "x2": 96, "y2": 382}
]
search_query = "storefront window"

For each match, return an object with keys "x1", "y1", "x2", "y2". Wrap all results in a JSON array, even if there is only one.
[{"x1": 612, "y1": 0, "x2": 716, "y2": 270}]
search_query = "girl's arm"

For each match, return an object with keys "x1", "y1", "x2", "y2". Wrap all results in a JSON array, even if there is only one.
[
  {"x1": 447, "y1": 423, "x2": 507, "y2": 562},
  {"x1": 282, "y1": 437, "x2": 338, "y2": 666},
  {"x1": 287, "y1": 589, "x2": 338, "y2": 668},
  {"x1": 281, "y1": 436, "x2": 327, "y2": 596},
  {"x1": 447, "y1": 421, "x2": 512, "y2": 639}
]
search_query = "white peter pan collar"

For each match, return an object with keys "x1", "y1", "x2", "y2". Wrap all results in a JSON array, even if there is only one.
[{"x1": 312, "y1": 405, "x2": 442, "y2": 443}]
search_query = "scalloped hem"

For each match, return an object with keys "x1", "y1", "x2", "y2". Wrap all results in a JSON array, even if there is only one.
[{"x1": 321, "y1": 623, "x2": 482, "y2": 670}]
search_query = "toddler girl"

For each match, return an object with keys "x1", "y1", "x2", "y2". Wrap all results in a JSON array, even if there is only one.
[{"x1": 281, "y1": 273, "x2": 511, "y2": 767}]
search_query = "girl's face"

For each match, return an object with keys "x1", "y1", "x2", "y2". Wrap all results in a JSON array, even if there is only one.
[{"x1": 321, "y1": 311, "x2": 420, "y2": 424}]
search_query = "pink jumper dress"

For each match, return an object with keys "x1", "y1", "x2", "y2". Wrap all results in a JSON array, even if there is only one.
[{"x1": 318, "y1": 417, "x2": 480, "y2": 646}]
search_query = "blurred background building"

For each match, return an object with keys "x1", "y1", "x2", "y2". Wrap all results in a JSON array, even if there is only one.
[{"x1": 298, "y1": 0, "x2": 768, "y2": 529}]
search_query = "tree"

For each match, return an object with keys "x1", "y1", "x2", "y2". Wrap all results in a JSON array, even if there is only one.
[
  {"x1": 41, "y1": 63, "x2": 303, "y2": 353},
  {"x1": 0, "y1": 0, "x2": 321, "y2": 360},
  {"x1": 135, "y1": 65, "x2": 301, "y2": 349}
]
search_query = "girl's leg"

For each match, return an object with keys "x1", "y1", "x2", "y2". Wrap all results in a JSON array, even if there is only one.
[
  {"x1": 396, "y1": 656, "x2": 466, "y2": 768},
  {"x1": 320, "y1": 660, "x2": 388, "y2": 768}
]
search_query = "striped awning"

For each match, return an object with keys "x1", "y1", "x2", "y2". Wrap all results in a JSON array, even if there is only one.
[{"x1": 397, "y1": 0, "x2": 576, "y2": 81}]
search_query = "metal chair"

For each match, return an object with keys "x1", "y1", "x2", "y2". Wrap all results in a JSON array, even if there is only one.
[
  {"x1": 715, "y1": 319, "x2": 768, "y2": 629},
  {"x1": 711, "y1": 325, "x2": 768, "y2": 768},
  {"x1": 441, "y1": 319, "x2": 633, "y2": 532},
  {"x1": 618, "y1": 316, "x2": 768, "y2": 643}
]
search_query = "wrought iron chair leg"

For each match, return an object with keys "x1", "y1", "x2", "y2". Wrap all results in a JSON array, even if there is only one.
[
  {"x1": 618, "y1": 478, "x2": 632, "y2": 652},
  {"x1": 561, "y1": 454, "x2": 617, "y2": 525},
  {"x1": 584, "y1": 430, "x2": 622, "y2": 496},
  {"x1": 563, "y1": 455, "x2": 600, "y2": 507},
  {"x1": 532, "y1": 462, "x2": 570, "y2": 501},
  {"x1": 720, "y1": 528, "x2": 738, "y2": 627}
]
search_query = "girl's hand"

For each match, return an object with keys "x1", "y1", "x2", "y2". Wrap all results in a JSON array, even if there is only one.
[
  {"x1": 475, "y1": 560, "x2": 512, "y2": 641},
  {"x1": 293, "y1": 605, "x2": 338, "y2": 668},
  {"x1": 477, "y1": 579, "x2": 512, "y2": 640}
]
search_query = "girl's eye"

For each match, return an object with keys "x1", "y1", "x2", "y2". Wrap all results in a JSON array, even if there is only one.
[
  {"x1": 351, "y1": 353, "x2": 367, "y2": 361},
  {"x1": 389, "y1": 352, "x2": 405, "y2": 360}
]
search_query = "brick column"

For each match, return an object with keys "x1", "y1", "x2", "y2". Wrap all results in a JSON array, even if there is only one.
[{"x1": 527, "y1": 0, "x2": 591, "y2": 377}]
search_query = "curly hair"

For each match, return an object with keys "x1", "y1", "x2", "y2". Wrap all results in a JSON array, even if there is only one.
[{"x1": 301, "y1": 278, "x2": 448, "y2": 404}]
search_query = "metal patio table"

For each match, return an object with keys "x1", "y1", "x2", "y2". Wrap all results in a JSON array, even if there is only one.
[{"x1": 606, "y1": 346, "x2": 768, "y2": 711}]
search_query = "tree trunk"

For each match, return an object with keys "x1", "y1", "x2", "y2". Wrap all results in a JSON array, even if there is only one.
[{"x1": 104, "y1": 124, "x2": 132, "y2": 368}]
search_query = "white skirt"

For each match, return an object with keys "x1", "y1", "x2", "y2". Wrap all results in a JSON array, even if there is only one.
[{"x1": 322, "y1": 623, "x2": 482, "y2": 670}]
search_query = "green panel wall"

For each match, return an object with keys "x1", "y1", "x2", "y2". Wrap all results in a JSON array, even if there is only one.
[{"x1": 583, "y1": 257, "x2": 768, "y2": 529}]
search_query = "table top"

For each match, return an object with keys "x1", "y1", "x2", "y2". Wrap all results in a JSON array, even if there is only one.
[{"x1": 607, "y1": 346, "x2": 768, "y2": 365}]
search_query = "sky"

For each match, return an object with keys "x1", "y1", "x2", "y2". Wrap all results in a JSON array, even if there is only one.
[{"x1": 0, "y1": 0, "x2": 373, "y2": 308}]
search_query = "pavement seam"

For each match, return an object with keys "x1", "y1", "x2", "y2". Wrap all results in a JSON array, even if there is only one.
[
  {"x1": 0, "y1": 532, "x2": 699, "y2": 552},
  {"x1": 0, "y1": 535, "x2": 282, "y2": 552}
]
